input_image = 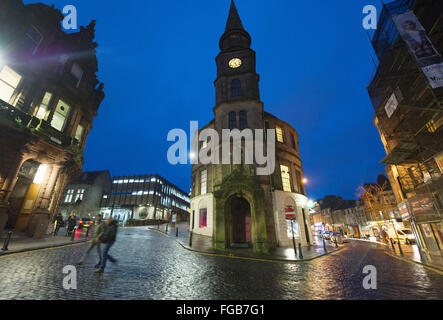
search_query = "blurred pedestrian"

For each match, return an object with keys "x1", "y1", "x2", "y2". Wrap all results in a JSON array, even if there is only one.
[
  {"x1": 77, "y1": 214, "x2": 105, "y2": 268},
  {"x1": 66, "y1": 213, "x2": 76, "y2": 236},
  {"x1": 53, "y1": 213, "x2": 64, "y2": 236},
  {"x1": 95, "y1": 216, "x2": 118, "y2": 274}
]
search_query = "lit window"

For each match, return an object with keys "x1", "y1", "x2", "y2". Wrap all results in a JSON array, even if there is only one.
[
  {"x1": 200, "y1": 170, "x2": 207, "y2": 195},
  {"x1": 239, "y1": 111, "x2": 248, "y2": 130},
  {"x1": 123, "y1": 180, "x2": 128, "y2": 183},
  {"x1": 64, "y1": 189, "x2": 74, "y2": 203},
  {"x1": 199, "y1": 208, "x2": 207, "y2": 228},
  {"x1": 35, "y1": 92, "x2": 53, "y2": 120},
  {"x1": 0, "y1": 66, "x2": 22, "y2": 103},
  {"x1": 435, "y1": 153, "x2": 443, "y2": 174},
  {"x1": 129, "y1": 179, "x2": 134, "y2": 183},
  {"x1": 280, "y1": 165, "x2": 292, "y2": 192},
  {"x1": 51, "y1": 100, "x2": 70, "y2": 131},
  {"x1": 426, "y1": 120, "x2": 437, "y2": 133},
  {"x1": 276, "y1": 126, "x2": 285, "y2": 143},
  {"x1": 75, "y1": 189, "x2": 85, "y2": 201},
  {"x1": 75, "y1": 124, "x2": 84, "y2": 142},
  {"x1": 103, "y1": 195, "x2": 108, "y2": 199}
]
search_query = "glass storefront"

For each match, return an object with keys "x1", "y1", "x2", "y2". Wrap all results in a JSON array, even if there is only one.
[
  {"x1": 419, "y1": 223, "x2": 442, "y2": 253},
  {"x1": 286, "y1": 219, "x2": 300, "y2": 240}
]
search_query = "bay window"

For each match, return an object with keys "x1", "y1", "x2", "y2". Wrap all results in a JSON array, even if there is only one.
[
  {"x1": 51, "y1": 99, "x2": 70, "y2": 131},
  {"x1": 200, "y1": 170, "x2": 207, "y2": 195},
  {"x1": 75, "y1": 124, "x2": 84, "y2": 143},
  {"x1": 280, "y1": 165, "x2": 292, "y2": 192},
  {"x1": 0, "y1": 66, "x2": 22, "y2": 104},
  {"x1": 35, "y1": 92, "x2": 53, "y2": 120}
]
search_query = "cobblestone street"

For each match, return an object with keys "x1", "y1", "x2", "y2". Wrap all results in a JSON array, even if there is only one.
[{"x1": 0, "y1": 227, "x2": 442, "y2": 300}]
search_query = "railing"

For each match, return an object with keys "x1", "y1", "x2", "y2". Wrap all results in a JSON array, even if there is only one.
[{"x1": 0, "y1": 99, "x2": 76, "y2": 150}]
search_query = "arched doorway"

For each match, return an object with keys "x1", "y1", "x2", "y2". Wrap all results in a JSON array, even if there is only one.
[
  {"x1": 228, "y1": 196, "x2": 252, "y2": 248},
  {"x1": 7, "y1": 160, "x2": 41, "y2": 228}
]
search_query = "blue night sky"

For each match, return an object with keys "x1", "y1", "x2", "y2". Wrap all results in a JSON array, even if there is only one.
[{"x1": 24, "y1": 0, "x2": 387, "y2": 200}]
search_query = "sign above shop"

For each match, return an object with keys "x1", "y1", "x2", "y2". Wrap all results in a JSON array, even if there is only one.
[
  {"x1": 398, "y1": 202, "x2": 410, "y2": 221},
  {"x1": 410, "y1": 195, "x2": 435, "y2": 215}
]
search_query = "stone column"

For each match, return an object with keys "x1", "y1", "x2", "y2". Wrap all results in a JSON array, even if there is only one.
[
  {"x1": 0, "y1": 152, "x2": 28, "y2": 203},
  {"x1": 28, "y1": 164, "x2": 61, "y2": 238}
]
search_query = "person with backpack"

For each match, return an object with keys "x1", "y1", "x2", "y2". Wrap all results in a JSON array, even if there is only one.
[{"x1": 95, "y1": 216, "x2": 118, "y2": 274}]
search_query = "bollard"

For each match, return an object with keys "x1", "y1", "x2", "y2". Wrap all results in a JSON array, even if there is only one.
[
  {"x1": 2, "y1": 231, "x2": 13, "y2": 251},
  {"x1": 189, "y1": 231, "x2": 193, "y2": 247},
  {"x1": 71, "y1": 226, "x2": 77, "y2": 241},
  {"x1": 390, "y1": 238, "x2": 396, "y2": 252},
  {"x1": 397, "y1": 241, "x2": 404, "y2": 256},
  {"x1": 166, "y1": 222, "x2": 169, "y2": 234},
  {"x1": 176, "y1": 225, "x2": 179, "y2": 237},
  {"x1": 86, "y1": 226, "x2": 90, "y2": 240},
  {"x1": 334, "y1": 238, "x2": 338, "y2": 248},
  {"x1": 323, "y1": 238, "x2": 328, "y2": 254},
  {"x1": 298, "y1": 243, "x2": 304, "y2": 259}
]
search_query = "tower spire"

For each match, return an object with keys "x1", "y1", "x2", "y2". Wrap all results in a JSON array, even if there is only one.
[
  {"x1": 219, "y1": 0, "x2": 251, "y2": 51},
  {"x1": 225, "y1": 0, "x2": 244, "y2": 31}
]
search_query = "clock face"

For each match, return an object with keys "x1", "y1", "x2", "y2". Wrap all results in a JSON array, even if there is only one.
[{"x1": 229, "y1": 58, "x2": 242, "y2": 69}]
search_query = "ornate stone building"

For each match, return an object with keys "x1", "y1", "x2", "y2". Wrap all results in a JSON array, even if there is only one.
[
  {"x1": 0, "y1": 1, "x2": 104, "y2": 237},
  {"x1": 368, "y1": 0, "x2": 443, "y2": 255},
  {"x1": 189, "y1": 1, "x2": 311, "y2": 253}
]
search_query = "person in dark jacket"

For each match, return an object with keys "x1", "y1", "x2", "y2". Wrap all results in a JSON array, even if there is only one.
[
  {"x1": 66, "y1": 214, "x2": 76, "y2": 236},
  {"x1": 53, "y1": 213, "x2": 64, "y2": 236},
  {"x1": 95, "y1": 216, "x2": 118, "y2": 273}
]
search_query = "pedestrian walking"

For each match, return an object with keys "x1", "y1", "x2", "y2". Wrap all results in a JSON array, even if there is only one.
[
  {"x1": 66, "y1": 213, "x2": 76, "y2": 236},
  {"x1": 53, "y1": 213, "x2": 64, "y2": 236},
  {"x1": 95, "y1": 216, "x2": 118, "y2": 274},
  {"x1": 77, "y1": 214, "x2": 105, "y2": 268}
]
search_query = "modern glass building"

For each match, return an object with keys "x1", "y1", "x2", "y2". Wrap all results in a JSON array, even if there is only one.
[{"x1": 100, "y1": 174, "x2": 190, "y2": 223}]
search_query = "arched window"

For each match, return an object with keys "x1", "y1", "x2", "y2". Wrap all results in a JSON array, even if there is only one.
[
  {"x1": 229, "y1": 112, "x2": 237, "y2": 129},
  {"x1": 239, "y1": 111, "x2": 248, "y2": 129},
  {"x1": 231, "y1": 79, "x2": 242, "y2": 97}
]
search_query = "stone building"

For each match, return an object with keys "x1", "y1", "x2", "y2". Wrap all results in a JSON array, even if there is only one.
[
  {"x1": 58, "y1": 170, "x2": 112, "y2": 219},
  {"x1": 367, "y1": 0, "x2": 443, "y2": 256},
  {"x1": 189, "y1": 1, "x2": 311, "y2": 253},
  {"x1": 0, "y1": 1, "x2": 104, "y2": 237}
]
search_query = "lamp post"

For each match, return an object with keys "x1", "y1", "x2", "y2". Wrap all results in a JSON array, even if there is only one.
[{"x1": 291, "y1": 219, "x2": 297, "y2": 257}]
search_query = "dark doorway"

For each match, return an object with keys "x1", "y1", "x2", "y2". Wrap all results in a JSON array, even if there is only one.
[{"x1": 229, "y1": 196, "x2": 251, "y2": 247}]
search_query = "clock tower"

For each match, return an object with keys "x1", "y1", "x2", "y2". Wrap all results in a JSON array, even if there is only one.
[{"x1": 215, "y1": 0, "x2": 260, "y2": 106}]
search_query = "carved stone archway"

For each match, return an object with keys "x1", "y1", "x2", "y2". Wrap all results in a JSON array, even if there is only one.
[{"x1": 213, "y1": 167, "x2": 269, "y2": 253}]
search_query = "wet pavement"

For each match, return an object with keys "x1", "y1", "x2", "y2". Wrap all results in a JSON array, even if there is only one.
[
  {"x1": 0, "y1": 226, "x2": 442, "y2": 300},
  {"x1": 155, "y1": 224, "x2": 342, "y2": 262}
]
